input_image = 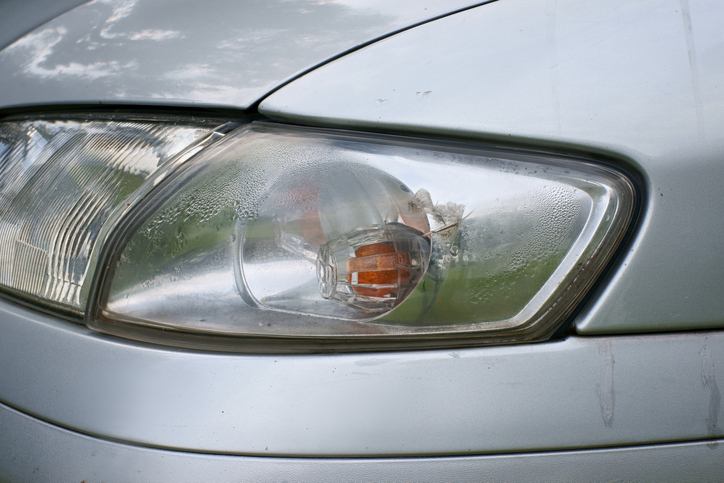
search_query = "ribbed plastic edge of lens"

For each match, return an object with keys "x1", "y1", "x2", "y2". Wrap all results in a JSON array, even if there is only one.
[{"x1": 0, "y1": 115, "x2": 239, "y2": 317}]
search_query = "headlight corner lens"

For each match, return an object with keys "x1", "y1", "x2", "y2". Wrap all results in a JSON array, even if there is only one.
[{"x1": 94, "y1": 122, "x2": 635, "y2": 350}]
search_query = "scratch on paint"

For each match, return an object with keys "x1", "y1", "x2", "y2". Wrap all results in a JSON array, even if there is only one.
[
  {"x1": 679, "y1": 0, "x2": 705, "y2": 140},
  {"x1": 700, "y1": 345, "x2": 721, "y2": 448},
  {"x1": 596, "y1": 340, "x2": 615, "y2": 428}
]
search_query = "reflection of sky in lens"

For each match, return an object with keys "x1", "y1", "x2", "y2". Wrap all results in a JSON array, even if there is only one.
[
  {"x1": 0, "y1": 0, "x2": 480, "y2": 110},
  {"x1": 356, "y1": 150, "x2": 540, "y2": 219}
]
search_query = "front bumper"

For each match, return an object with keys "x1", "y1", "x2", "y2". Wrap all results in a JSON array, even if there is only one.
[
  {"x1": 2, "y1": 297, "x2": 723, "y2": 479},
  {"x1": 2, "y1": 402, "x2": 723, "y2": 482}
]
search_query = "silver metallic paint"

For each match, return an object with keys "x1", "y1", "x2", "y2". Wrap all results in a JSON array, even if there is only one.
[
  {"x1": 0, "y1": 0, "x2": 487, "y2": 111},
  {"x1": 0, "y1": 0, "x2": 722, "y2": 475},
  {"x1": 260, "y1": 0, "x2": 724, "y2": 334},
  {"x1": 2, "y1": 402, "x2": 723, "y2": 482},
  {"x1": 1, "y1": 299, "x2": 722, "y2": 455},
  {"x1": 0, "y1": 0, "x2": 89, "y2": 51}
]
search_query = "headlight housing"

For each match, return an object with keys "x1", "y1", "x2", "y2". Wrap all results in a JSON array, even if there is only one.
[{"x1": 0, "y1": 117, "x2": 635, "y2": 351}]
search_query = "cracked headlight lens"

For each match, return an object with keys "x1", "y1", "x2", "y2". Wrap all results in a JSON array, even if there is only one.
[{"x1": 91, "y1": 122, "x2": 635, "y2": 351}]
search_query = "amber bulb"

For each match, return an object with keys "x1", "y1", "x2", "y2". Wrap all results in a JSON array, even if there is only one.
[{"x1": 346, "y1": 243, "x2": 412, "y2": 298}]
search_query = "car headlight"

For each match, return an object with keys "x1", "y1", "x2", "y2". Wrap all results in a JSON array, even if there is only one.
[
  {"x1": 0, "y1": 117, "x2": 635, "y2": 351},
  {"x1": 0, "y1": 116, "x2": 229, "y2": 315}
]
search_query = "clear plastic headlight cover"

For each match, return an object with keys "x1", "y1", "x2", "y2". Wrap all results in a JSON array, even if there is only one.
[
  {"x1": 94, "y1": 122, "x2": 635, "y2": 348},
  {"x1": 0, "y1": 118, "x2": 214, "y2": 315}
]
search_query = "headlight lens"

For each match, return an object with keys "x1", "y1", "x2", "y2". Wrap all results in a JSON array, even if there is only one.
[
  {"x1": 0, "y1": 118, "x2": 216, "y2": 315},
  {"x1": 87, "y1": 122, "x2": 635, "y2": 350},
  {"x1": 0, "y1": 117, "x2": 635, "y2": 350}
]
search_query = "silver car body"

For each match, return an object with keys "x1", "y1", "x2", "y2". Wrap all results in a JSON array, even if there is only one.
[{"x1": 1, "y1": 0, "x2": 723, "y2": 480}]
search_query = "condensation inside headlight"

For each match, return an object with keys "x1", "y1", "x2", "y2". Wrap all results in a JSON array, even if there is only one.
[
  {"x1": 96, "y1": 122, "x2": 635, "y2": 343},
  {"x1": 0, "y1": 119, "x2": 213, "y2": 314}
]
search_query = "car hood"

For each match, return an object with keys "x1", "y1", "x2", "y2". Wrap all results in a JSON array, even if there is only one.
[{"x1": 0, "y1": 0, "x2": 485, "y2": 112}]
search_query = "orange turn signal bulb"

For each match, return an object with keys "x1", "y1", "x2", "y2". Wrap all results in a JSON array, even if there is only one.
[
  {"x1": 347, "y1": 243, "x2": 412, "y2": 298},
  {"x1": 317, "y1": 223, "x2": 430, "y2": 313}
]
